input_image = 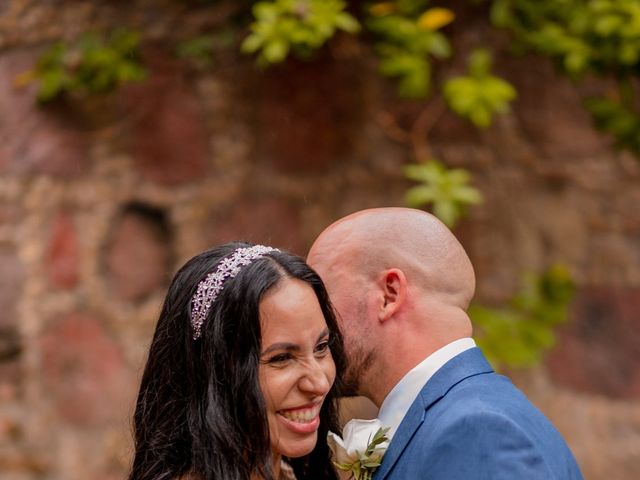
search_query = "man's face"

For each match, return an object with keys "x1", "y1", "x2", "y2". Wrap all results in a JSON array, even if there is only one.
[{"x1": 308, "y1": 253, "x2": 377, "y2": 397}]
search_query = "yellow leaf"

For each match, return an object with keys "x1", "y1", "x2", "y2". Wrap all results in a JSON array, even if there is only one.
[
  {"x1": 418, "y1": 8, "x2": 455, "y2": 31},
  {"x1": 13, "y1": 69, "x2": 36, "y2": 88},
  {"x1": 370, "y1": 2, "x2": 395, "y2": 17}
]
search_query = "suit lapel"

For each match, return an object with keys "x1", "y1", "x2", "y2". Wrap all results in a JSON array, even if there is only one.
[
  {"x1": 373, "y1": 348, "x2": 493, "y2": 479},
  {"x1": 372, "y1": 388, "x2": 426, "y2": 480}
]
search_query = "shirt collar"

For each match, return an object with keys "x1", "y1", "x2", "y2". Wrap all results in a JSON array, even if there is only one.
[{"x1": 377, "y1": 337, "x2": 476, "y2": 440}]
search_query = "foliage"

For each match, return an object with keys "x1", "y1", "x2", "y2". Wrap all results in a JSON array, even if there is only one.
[
  {"x1": 404, "y1": 161, "x2": 482, "y2": 227},
  {"x1": 365, "y1": 3, "x2": 454, "y2": 98},
  {"x1": 490, "y1": 0, "x2": 640, "y2": 155},
  {"x1": 241, "y1": 0, "x2": 360, "y2": 64},
  {"x1": 444, "y1": 49, "x2": 517, "y2": 128},
  {"x1": 470, "y1": 264, "x2": 575, "y2": 370},
  {"x1": 24, "y1": 29, "x2": 145, "y2": 102}
]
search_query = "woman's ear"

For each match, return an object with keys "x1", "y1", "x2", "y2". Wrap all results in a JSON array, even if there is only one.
[{"x1": 378, "y1": 269, "x2": 406, "y2": 322}]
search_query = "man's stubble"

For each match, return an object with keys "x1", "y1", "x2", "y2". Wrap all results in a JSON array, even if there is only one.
[{"x1": 340, "y1": 297, "x2": 378, "y2": 398}]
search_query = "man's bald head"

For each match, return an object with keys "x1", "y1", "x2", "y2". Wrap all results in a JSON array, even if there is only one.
[
  {"x1": 308, "y1": 208, "x2": 476, "y2": 403},
  {"x1": 308, "y1": 207, "x2": 475, "y2": 309}
]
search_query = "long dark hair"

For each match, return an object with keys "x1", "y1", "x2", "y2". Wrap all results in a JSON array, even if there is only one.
[{"x1": 128, "y1": 242, "x2": 345, "y2": 480}]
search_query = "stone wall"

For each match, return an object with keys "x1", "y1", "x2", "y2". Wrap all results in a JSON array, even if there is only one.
[{"x1": 1, "y1": 1, "x2": 639, "y2": 479}]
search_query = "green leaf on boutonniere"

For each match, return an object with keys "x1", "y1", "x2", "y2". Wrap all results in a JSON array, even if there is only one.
[{"x1": 333, "y1": 427, "x2": 390, "y2": 480}]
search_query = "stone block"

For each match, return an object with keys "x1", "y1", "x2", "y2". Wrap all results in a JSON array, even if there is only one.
[
  {"x1": 38, "y1": 312, "x2": 133, "y2": 427},
  {"x1": 125, "y1": 50, "x2": 209, "y2": 185},
  {"x1": 547, "y1": 286, "x2": 640, "y2": 399},
  {"x1": 0, "y1": 359, "x2": 22, "y2": 403},
  {"x1": 0, "y1": 51, "x2": 88, "y2": 177},
  {"x1": 105, "y1": 203, "x2": 172, "y2": 301},
  {"x1": 208, "y1": 196, "x2": 306, "y2": 255},
  {"x1": 250, "y1": 54, "x2": 366, "y2": 172},
  {"x1": 506, "y1": 56, "x2": 610, "y2": 159},
  {"x1": 0, "y1": 326, "x2": 21, "y2": 363},
  {"x1": 0, "y1": 249, "x2": 25, "y2": 329},
  {"x1": 46, "y1": 212, "x2": 79, "y2": 289}
]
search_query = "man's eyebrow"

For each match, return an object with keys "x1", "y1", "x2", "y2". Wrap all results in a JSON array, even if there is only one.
[{"x1": 260, "y1": 328, "x2": 330, "y2": 356}]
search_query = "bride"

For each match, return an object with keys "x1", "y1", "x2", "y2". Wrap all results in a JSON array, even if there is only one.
[{"x1": 127, "y1": 242, "x2": 346, "y2": 480}]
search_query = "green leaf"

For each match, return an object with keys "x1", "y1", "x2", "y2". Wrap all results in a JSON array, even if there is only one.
[
  {"x1": 403, "y1": 161, "x2": 483, "y2": 227},
  {"x1": 405, "y1": 185, "x2": 437, "y2": 206},
  {"x1": 263, "y1": 39, "x2": 290, "y2": 63},
  {"x1": 241, "y1": 33, "x2": 264, "y2": 53},
  {"x1": 468, "y1": 48, "x2": 492, "y2": 77},
  {"x1": 427, "y1": 32, "x2": 452, "y2": 58},
  {"x1": 335, "y1": 12, "x2": 361, "y2": 33},
  {"x1": 433, "y1": 200, "x2": 458, "y2": 227},
  {"x1": 37, "y1": 69, "x2": 68, "y2": 101},
  {"x1": 31, "y1": 28, "x2": 145, "y2": 102},
  {"x1": 242, "y1": 0, "x2": 360, "y2": 65},
  {"x1": 443, "y1": 49, "x2": 516, "y2": 128}
]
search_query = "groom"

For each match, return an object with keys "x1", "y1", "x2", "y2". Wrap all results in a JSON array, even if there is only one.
[{"x1": 308, "y1": 208, "x2": 583, "y2": 479}]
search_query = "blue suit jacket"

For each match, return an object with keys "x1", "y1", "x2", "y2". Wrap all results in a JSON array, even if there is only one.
[{"x1": 374, "y1": 348, "x2": 583, "y2": 479}]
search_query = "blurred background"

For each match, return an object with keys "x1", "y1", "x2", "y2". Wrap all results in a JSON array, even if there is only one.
[{"x1": 1, "y1": 0, "x2": 639, "y2": 479}]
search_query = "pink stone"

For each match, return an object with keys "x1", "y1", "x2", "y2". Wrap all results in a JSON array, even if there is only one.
[
  {"x1": 38, "y1": 312, "x2": 133, "y2": 426},
  {"x1": 46, "y1": 213, "x2": 79, "y2": 289}
]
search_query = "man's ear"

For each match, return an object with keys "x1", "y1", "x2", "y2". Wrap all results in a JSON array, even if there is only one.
[{"x1": 378, "y1": 269, "x2": 406, "y2": 322}]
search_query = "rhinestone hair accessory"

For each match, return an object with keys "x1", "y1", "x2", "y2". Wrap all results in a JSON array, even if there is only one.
[{"x1": 190, "y1": 245, "x2": 279, "y2": 339}]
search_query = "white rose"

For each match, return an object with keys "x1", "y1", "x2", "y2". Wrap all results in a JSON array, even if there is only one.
[{"x1": 327, "y1": 418, "x2": 389, "y2": 465}]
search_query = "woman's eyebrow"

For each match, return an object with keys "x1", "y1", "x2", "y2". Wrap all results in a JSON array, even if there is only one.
[
  {"x1": 261, "y1": 328, "x2": 331, "y2": 356},
  {"x1": 261, "y1": 343, "x2": 298, "y2": 356}
]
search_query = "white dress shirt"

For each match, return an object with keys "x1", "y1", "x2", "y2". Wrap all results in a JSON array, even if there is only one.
[{"x1": 377, "y1": 338, "x2": 476, "y2": 441}]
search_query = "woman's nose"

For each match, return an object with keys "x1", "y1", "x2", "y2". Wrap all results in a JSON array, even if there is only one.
[{"x1": 298, "y1": 360, "x2": 332, "y2": 395}]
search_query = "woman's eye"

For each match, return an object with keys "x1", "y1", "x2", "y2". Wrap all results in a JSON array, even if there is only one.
[
  {"x1": 314, "y1": 340, "x2": 331, "y2": 355},
  {"x1": 266, "y1": 353, "x2": 292, "y2": 365}
]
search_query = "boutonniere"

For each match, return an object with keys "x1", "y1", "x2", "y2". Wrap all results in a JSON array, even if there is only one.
[{"x1": 327, "y1": 418, "x2": 390, "y2": 480}]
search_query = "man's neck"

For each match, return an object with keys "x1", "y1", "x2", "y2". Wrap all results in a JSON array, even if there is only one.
[{"x1": 366, "y1": 335, "x2": 472, "y2": 407}]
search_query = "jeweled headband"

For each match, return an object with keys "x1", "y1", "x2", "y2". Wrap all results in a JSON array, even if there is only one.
[{"x1": 190, "y1": 245, "x2": 279, "y2": 339}]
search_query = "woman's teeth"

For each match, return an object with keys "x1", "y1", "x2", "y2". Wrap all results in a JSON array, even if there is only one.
[{"x1": 279, "y1": 406, "x2": 320, "y2": 423}]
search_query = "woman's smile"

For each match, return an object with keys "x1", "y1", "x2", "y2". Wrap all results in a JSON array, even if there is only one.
[{"x1": 277, "y1": 402, "x2": 323, "y2": 433}]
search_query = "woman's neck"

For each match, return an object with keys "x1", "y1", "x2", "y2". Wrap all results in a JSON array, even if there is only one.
[{"x1": 271, "y1": 451, "x2": 282, "y2": 479}]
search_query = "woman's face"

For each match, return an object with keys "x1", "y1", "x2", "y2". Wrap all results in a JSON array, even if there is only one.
[{"x1": 259, "y1": 277, "x2": 336, "y2": 460}]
